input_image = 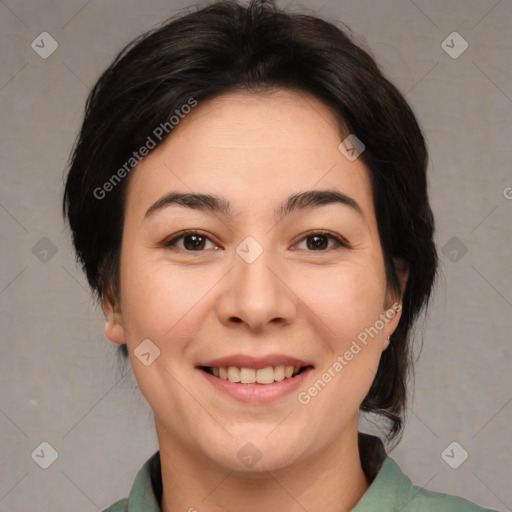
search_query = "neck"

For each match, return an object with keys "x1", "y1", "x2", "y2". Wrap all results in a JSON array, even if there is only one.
[{"x1": 157, "y1": 419, "x2": 370, "y2": 512}]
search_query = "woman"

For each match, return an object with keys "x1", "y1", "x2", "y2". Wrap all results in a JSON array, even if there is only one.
[{"x1": 62, "y1": 1, "x2": 499, "y2": 510}]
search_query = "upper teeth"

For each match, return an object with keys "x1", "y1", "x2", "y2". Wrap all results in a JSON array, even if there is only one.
[{"x1": 211, "y1": 365, "x2": 300, "y2": 384}]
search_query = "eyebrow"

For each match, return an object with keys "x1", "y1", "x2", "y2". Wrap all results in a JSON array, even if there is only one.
[{"x1": 144, "y1": 188, "x2": 365, "y2": 223}]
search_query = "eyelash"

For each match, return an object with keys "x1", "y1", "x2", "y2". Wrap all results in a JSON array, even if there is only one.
[{"x1": 162, "y1": 229, "x2": 349, "y2": 253}]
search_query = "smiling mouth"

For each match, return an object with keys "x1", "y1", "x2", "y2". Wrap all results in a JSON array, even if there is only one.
[{"x1": 200, "y1": 365, "x2": 313, "y2": 385}]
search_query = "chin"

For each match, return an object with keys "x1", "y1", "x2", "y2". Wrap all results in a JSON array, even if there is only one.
[
  {"x1": 215, "y1": 449, "x2": 301, "y2": 476},
  {"x1": 202, "y1": 431, "x2": 306, "y2": 475}
]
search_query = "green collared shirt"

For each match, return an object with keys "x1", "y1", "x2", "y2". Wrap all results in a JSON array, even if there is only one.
[{"x1": 103, "y1": 434, "x2": 499, "y2": 512}]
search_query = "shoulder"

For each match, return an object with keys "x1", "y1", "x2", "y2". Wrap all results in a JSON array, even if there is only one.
[
  {"x1": 403, "y1": 484, "x2": 499, "y2": 511},
  {"x1": 353, "y1": 437, "x2": 499, "y2": 512},
  {"x1": 377, "y1": 456, "x2": 499, "y2": 512},
  {"x1": 101, "y1": 451, "x2": 161, "y2": 512},
  {"x1": 102, "y1": 498, "x2": 128, "y2": 512}
]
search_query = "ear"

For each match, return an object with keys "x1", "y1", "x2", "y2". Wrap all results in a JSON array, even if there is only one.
[
  {"x1": 382, "y1": 258, "x2": 409, "y2": 350},
  {"x1": 102, "y1": 290, "x2": 126, "y2": 345}
]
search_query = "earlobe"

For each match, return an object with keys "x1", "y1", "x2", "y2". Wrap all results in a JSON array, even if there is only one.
[
  {"x1": 382, "y1": 299, "x2": 402, "y2": 347},
  {"x1": 102, "y1": 294, "x2": 126, "y2": 345},
  {"x1": 383, "y1": 276, "x2": 406, "y2": 348}
]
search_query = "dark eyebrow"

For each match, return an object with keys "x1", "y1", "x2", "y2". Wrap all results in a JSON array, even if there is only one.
[{"x1": 144, "y1": 188, "x2": 365, "y2": 223}]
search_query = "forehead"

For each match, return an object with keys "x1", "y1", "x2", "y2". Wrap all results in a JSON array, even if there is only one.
[
  {"x1": 162, "y1": 88, "x2": 347, "y2": 158},
  {"x1": 124, "y1": 89, "x2": 375, "y2": 224}
]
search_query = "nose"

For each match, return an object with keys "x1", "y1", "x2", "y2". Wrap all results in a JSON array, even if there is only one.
[{"x1": 216, "y1": 242, "x2": 297, "y2": 332}]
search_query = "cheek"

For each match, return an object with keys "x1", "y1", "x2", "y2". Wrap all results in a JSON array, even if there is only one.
[
  {"x1": 120, "y1": 251, "x2": 219, "y2": 343},
  {"x1": 292, "y1": 261, "x2": 386, "y2": 406},
  {"x1": 292, "y1": 262, "x2": 385, "y2": 341},
  {"x1": 295, "y1": 270, "x2": 385, "y2": 415}
]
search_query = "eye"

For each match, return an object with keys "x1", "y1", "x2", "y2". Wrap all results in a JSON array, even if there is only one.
[
  {"x1": 162, "y1": 230, "x2": 349, "y2": 253},
  {"x1": 294, "y1": 231, "x2": 349, "y2": 252},
  {"x1": 163, "y1": 230, "x2": 219, "y2": 252}
]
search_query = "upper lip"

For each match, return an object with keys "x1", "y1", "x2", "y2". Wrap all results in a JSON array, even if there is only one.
[{"x1": 198, "y1": 354, "x2": 314, "y2": 369}]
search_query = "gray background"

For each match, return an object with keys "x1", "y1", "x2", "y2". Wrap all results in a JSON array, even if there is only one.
[{"x1": 1, "y1": 0, "x2": 511, "y2": 510}]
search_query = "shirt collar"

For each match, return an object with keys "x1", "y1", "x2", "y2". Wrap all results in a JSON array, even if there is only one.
[
  {"x1": 126, "y1": 433, "x2": 414, "y2": 512},
  {"x1": 127, "y1": 451, "x2": 161, "y2": 512},
  {"x1": 352, "y1": 453, "x2": 415, "y2": 511}
]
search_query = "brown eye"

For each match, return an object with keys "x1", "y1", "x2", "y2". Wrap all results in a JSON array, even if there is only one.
[
  {"x1": 295, "y1": 231, "x2": 348, "y2": 252},
  {"x1": 163, "y1": 230, "x2": 348, "y2": 253},
  {"x1": 164, "y1": 231, "x2": 218, "y2": 251}
]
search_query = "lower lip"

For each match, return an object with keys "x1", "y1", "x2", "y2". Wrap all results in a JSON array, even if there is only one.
[{"x1": 198, "y1": 367, "x2": 314, "y2": 403}]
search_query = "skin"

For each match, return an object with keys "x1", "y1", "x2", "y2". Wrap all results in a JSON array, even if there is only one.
[{"x1": 103, "y1": 88, "x2": 408, "y2": 512}]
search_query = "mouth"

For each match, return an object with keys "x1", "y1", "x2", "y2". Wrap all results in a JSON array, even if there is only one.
[
  {"x1": 196, "y1": 354, "x2": 314, "y2": 402},
  {"x1": 199, "y1": 364, "x2": 313, "y2": 385}
]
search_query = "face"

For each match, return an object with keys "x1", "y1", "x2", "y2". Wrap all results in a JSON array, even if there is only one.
[{"x1": 104, "y1": 89, "x2": 407, "y2": 473}]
